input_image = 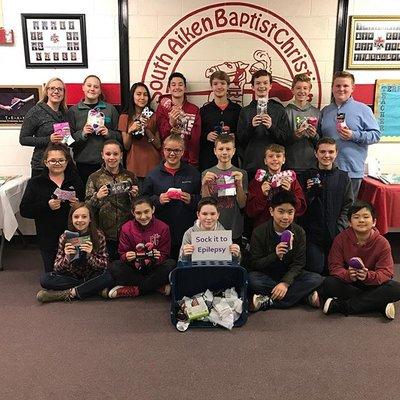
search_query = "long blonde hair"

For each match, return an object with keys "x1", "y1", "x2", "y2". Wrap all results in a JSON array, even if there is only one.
[{"x1": 41, "y1": 77, "x2": 67, "y2": 111}]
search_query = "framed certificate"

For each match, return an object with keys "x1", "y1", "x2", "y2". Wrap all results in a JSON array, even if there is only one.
[
  {"x1": 21, "y1": 14, "x2": 88, "y2": 68},
  {"x1": 347, "y1": 16, "x2": 400, "y2": 69}
]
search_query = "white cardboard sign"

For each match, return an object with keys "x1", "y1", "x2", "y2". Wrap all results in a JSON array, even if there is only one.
[{"x1": 191, "y1": 230, "x2": 232, "y2": 262}]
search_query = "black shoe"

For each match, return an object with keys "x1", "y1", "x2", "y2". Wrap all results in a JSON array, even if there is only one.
[{"x1": 323, "y1": 297, "x2": 339, "y2": 315}]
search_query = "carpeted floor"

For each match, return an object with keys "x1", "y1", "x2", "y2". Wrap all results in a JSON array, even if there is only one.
[{"x1": 1, "y1": 239, "x2": 400, "y2": 400}]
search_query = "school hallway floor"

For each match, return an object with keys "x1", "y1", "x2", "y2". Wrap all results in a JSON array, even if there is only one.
[{"x1": 1, "y1": 235, "x2": 400, "y2": 400}]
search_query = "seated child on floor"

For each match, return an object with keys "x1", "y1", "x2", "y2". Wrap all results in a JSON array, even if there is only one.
[
  {"x1": 107, "y1": 196, "x2": 176, "y2": 298},
  {"x1": 245, "y1": 143, "x2": 306, "y2": 228},
  {"x1": 179, "y1": 197, "x2": 241, "y2": 264},
  {"x1": 323, "y1": 200, "x2": 400, "y2": 320},
  {"x1": 37, "y1": 202, "x2": 112, "y2": 303},
  {"x1": 248, "y1": 191, "x2": 323, "y2": 312}
]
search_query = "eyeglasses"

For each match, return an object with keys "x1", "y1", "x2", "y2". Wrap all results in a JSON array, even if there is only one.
[
  {"x1": 164, "y1": 148, "x2": 183, "y2": 154},
  {"x1": 46, "y1": 159, "x2": 67, "y2": 165},
  {"x1": 48, "y1": 87, "x2": 64, "y2": 93}
]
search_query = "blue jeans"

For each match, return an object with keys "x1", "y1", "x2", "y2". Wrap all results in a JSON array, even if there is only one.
[
  {"x1": 248, "y1": 270, "x2": 324, "y2": 308},
  {"x1": 40, "y1": 270, "x2": 115, "y2": 299}
]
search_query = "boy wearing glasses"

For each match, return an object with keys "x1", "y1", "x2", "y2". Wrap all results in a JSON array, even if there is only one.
[{"x1": 142, "y1": 134, "x2": 201, "y2": 259}]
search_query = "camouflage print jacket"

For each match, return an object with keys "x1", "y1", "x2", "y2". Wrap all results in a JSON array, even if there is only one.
[{"x1": 85, "y1": 165, "x2": 137, "y2": 241}]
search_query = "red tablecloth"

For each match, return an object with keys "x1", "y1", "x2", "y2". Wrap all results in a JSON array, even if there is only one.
[{"x1": 358, "y1": 177, "x2": 400, "y2": 235}]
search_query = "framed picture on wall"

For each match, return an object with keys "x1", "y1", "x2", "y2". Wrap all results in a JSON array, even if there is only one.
[
  {"x1": 21, "y1": 14, "x2": 88, "y2": 68},
  {"x1": 0, "y1": 85, "x2": 42, "y2": 125},
  {"x1": 347, "y1": 16, "x2": 400, "y2": 69}
]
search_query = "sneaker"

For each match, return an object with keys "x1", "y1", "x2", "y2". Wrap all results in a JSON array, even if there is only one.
[
  {"x1": 323, "y1": 297, "x2": 339, "y2": 315},
  {"x1": 384, "y1": 303, "x2": 395, "y2": 320},
  {"x1": 252, "y1": 294, "x2": 273, "y2": 312},
  {"x1": 99, "y1": 288, "x2": 110, "y2": 299},
  {"x1": 36, "y1": 289, "x2": 73, "y2": 303},
  {"x1": 157, "y1": 284, "x2": 171, "y2": 296},
  {"x1": 307, "y1": 291, "x2": 320, "y2": 308},
  {"x1": 108, "y1": 285, "x2": 140, "y2": 299}
]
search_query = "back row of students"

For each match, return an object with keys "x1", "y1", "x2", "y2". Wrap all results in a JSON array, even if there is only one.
[{"x1": 19, "y1": 69, "x2": 380, "y2": 200}]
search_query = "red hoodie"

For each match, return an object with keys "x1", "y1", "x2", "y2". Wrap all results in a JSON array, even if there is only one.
[
  {"x1": 156, "y1": 94, "x2": 201, "y2": 167},
  {"x1": 118, "y1": 217, "x2": 171, "y2": 265},
  {"x1": 328, "y1": 227, "x2": 394, "y2": 285},
  {"x1": 245, "y1": 177, "x2": 306, "y2": 227}
]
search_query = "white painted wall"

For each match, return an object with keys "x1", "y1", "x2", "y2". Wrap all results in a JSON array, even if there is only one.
[{"x1": 0, "y1": 0, "x2": 119, "y2": 176}]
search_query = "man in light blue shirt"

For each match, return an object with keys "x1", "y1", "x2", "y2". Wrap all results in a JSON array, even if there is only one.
[{"x1": 319, "y1": 71, "x2": 380, "y2": 199}]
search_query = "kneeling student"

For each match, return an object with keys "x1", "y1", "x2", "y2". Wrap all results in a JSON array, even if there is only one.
[
  {"x1": 37, "y1": 203, "x2": 112, "y2": 303},
  {"x1": 323, "y1": 201, "x2": 400, "y2": 319},
  {"x1": 248, "y1": 191, "x2": 323, "y2": 311},
  {"x1": 179, "y1": 197, "x2": 241, "y2": 263},
  {"x1": 108, "y1": 196, "x2": 176, "y2": 298}
]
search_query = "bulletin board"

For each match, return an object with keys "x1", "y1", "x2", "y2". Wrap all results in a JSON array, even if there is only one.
[{"x1": 374, "y1": 79, "x2": 400, "y2": 142}]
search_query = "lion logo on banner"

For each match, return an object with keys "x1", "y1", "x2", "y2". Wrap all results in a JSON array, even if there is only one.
[{"x1": 204, "y1": 50, "x2": 293, "y2": 105}]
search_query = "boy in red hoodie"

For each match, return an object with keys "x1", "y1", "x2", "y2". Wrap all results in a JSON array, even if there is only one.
[
  {"x1": 323, "y1": 201, "x2": 400, "y2": 319},
  {"x1": 156, "y1": 72, "x2": 201, "y2": 167},
  {"x1": 245, "y1": 143, "x2": 306, "y2": 228}
]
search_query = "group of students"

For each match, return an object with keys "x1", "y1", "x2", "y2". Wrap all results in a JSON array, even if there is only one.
[{"x1": 17, "y1": 68, "x2": 400, "y2": 320}]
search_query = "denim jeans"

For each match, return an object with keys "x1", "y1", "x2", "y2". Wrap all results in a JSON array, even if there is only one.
[
  {"x1": 40, "y1": 270, "x2": 115, "y2": 299},
  {"x1": 248, "y1": 270, "x2": 324, "y2": 308},
  {"x1": 323, "y1": 276, "x2": 400, "y2": 314}
]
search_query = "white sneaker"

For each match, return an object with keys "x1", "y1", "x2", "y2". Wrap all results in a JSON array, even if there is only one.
[
  {"x1": 252, "y1": 294, "x2": 273, "y2": 312},
  {"x1": 384, "y1": 303, "x2": 395, "y2": 320},
  {"x1": 307, "y1": 291, "x2": 320, "y2": 308}
]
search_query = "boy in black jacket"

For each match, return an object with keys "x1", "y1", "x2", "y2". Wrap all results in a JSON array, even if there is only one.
[
  {"x1": 199, "y1": 71, "x2": 241, "y2": 171},
  {"x1": 299, "y1": 137, "x2": 353, "y2": 275},
  {"x1": 248, "y1": 191, "x2": 323, "y2": 311}
]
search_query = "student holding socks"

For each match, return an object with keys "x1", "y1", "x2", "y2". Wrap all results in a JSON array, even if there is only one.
[
  {"x1": 20, "y1": 77, "x2": 68, "y2": 177},
  {"x1": 245, "y1": 144, "x2": 306, "y2": 228},
  {"x1": 323, "y1": 201, "x2": 400, "y2": 319},
  {"x1": 107, "y1": 196, "x2": 175, "y2": 299},
  {"x1": 20, "y1": 143, "x2": 85, "y2": 272},
  {"x1": 199, "y1": 71, "x2": 241, "y2": 171},
  {"x1": 67, "y1": 74, "x2": 121, "y2": 184},
  {"x1": 285, "y1": 73, "x2": 321, "y2": 174},
  {"x1": 142, "y1": 134, "x2": 201, "y2": 259},
  {"x1": 248, "y1": 191, "x2": 323, "y2": 312},
  {"x1": 156, "y1": 72, "x2": 201, "y2": 167},
  {"x1": 85, "y1": 140, "x2": 139, "y2": 261},
  {"x1": 201, "y1": 135, "x2": 248, "y2": 245},
  {"x1": 119, "y1": 82, "x2": 161, "y2": 183},
  {"x1": 36, "y1": 203, "x2": 113, "y2": 303}
]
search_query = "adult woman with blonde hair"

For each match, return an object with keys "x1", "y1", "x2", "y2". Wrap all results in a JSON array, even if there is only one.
[{"x1": 20, "y1": 77, "x2": 68, "y2": 177}]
